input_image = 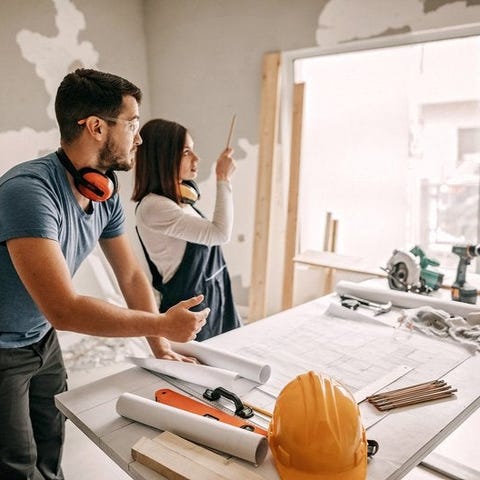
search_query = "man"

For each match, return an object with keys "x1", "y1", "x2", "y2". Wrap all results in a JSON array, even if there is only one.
[{"x1": 0, "y1": 69, "x2": 209, "y2": 480}]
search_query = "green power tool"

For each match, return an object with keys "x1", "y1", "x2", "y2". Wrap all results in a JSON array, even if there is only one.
[
  {"x1": 451, "y1": 244, "x2": 480, "y2": 304},
  {"x1": 384, "y1": 246, "x2": 444, "y2": 293},
  {"x1": 409, "y1": 246, "x2": 444, "y2": 291}
]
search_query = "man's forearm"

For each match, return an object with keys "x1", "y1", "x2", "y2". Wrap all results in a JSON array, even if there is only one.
[
  {"x1": 118, "y1": 266, "x2": 159, "y2": 313},
  {"x1": 115, "y1": 266, "x2": 168, "y2": 356},
  {"x1": 53, "y1": 294, "x2": 162, "y2": 337}
]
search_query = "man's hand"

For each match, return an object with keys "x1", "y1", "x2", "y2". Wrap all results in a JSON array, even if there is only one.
[
  {"x1": 149, "y1": 337, "x2": 197, "y2": 363},
  {"x1": 162, "y1": 294, "x2": 209, "y2": 342}
]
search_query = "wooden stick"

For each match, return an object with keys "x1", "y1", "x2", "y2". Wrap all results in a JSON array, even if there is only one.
[
  {"x1": 368, "y1": 383, "x2": 448, "y2": 402},
  {"x1": 226, "y1": 114, "x2": 237, "y2": 149},
  {"x1": 367, "y1": 380, "x2": 444, "y2": 400},
  {"x1": 375, "y1": 390, "x2": 457, "y2": 411},
  {"x1": 371, "y1": 387, "x2": 457, "y2": 407}
]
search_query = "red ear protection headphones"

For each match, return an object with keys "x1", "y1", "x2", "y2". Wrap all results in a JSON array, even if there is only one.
[
  {"x1": 57, "y1": 148, "x2": 118, "y2": 202},
  {"x1": 179, "y1": 180, "x2": 201, "y2": 205}
]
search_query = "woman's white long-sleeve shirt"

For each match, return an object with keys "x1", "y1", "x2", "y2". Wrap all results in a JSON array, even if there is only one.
[{"x1": 136, "y1": 181, "x2": 233, "y2": 283}]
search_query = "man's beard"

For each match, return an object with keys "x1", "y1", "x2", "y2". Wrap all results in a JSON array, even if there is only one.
[{"x1": 97, "y1": 134, "x2": 133, "y2": 172}]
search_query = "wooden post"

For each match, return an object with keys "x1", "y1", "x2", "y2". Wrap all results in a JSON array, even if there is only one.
[
  {"x1": 324, "y1": 215, "x2": 339, "y2": 294},
  {"x1": 323, "y1": 211, "x2": 333, "y2": 251},
  {"x1": 282, "y1": 83, "x2": 305, "y2": 310},
  {"x1": 248, "y1": 52, "x2": 281, "y2": 322},
  {"x1": 330, "y1": 219, "x2": 338, "y2": 252}
]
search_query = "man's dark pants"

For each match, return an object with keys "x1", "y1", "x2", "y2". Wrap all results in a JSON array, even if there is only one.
[{"x1": 0, "y1": 328, "x2": 67, "y2": 480}]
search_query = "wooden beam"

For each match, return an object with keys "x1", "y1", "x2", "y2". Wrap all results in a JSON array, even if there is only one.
[
  {"x1": 323, "y1": 211, "x2": 333, "y2": 251},
  {"x1": 282, "y1": 83, "x2": 305, "y2": 310},
  {"x1": 248, "y1": 52, "x2": 281, "y2": 322}
]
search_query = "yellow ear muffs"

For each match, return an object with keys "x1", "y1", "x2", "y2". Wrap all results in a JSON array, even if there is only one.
[{"x1": 179, "y1": 180, "x2": 200, "y2": 205}]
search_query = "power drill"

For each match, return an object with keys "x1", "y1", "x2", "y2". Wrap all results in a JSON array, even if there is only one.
[{"x1": 451, "y1": 244, "x2": 480, "y2": 304}]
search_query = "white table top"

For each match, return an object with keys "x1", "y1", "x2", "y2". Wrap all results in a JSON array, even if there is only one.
[{"x1": 55, "y1": 288, "x2": 480, "y2": 480}]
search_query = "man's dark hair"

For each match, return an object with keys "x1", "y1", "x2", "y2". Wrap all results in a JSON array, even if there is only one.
[
  {"x1": 55, "y1": 68, "x2": 142, "y2": 144},
  {"x1": 132, "y1": 119, "x2": 187, "y2": 204}
]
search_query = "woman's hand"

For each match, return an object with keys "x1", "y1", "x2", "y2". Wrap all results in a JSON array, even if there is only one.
[{"x1": 216, "y1": 147, "x2": 236, "y2": 182}]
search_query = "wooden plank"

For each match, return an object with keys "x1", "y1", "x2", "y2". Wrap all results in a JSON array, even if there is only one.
[
  {"x1": 324, "y1": 218, "x2": 339, "y2": 293},
  {"x1": 248, "y1": 52, "x2": 281, "y2": 322},
  {"x1": 282, "y1": 83, "x2": 305, "y2": 310},
  {"x1": 293, "y1": 250, "x2": 386, "y2": 277},
  {"x1": 330, "y1": 218, "x2": 338, "y2": 253},
  {"x1": 323, "y1": 211, "x2": 333, "y2": 251},
  {"x1": 132, "y1": 432, "x2": 264, "y2": 480}
]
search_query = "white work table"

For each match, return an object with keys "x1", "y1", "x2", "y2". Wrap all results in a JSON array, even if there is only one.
[{"x1": 55, "y1": 286, "x2": 480, "y2": 480}]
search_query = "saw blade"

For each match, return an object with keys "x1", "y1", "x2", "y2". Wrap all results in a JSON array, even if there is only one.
[{"x1": 388, "y1": 261, "x2": 409, "y2": 291}]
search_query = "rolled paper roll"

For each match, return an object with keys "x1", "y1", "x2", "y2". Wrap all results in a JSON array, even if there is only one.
[
  {"x1": 127, "y1": 357, "x2": 240, "y2": 390},
  {"x1": 171, "y1": 340, "x2": 271, "y2": 384},
  {"x1": 116, "y1": 392, "x2": 269, "y2": 465},
  {"x1": 335, "y1": 281, "x2": 480, "y2": 318}
]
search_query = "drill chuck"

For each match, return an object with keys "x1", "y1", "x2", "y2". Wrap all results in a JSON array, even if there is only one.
[
  {"x1": 452, "y1": 244, "x2": 480, "y2": 258},
  {"x1": 469, "y1": 244, "x2": 480, "y2": 256}
]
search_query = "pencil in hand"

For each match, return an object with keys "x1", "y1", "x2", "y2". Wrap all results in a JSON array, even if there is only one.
[{"x1": 226, "y1": 114, "x2": 237, "y2": 149}]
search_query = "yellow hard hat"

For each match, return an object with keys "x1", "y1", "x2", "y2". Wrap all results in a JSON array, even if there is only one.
[{"x1": 268, "y1": 371, "x2": 368, "y2": 480}]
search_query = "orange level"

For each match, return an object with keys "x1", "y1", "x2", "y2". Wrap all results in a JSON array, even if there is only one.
[{"x1": 155, "y1": 388, "x2": 267, "y2": 436}]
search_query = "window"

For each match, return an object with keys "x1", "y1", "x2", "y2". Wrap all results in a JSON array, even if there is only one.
[{"x1": 290, "y1": 30, "x2": 480, "y2": 271}]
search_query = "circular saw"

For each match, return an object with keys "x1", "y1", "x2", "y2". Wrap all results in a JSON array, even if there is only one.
[{"x1": 383, "y1": 249, "x2": 431, "y2": 294}]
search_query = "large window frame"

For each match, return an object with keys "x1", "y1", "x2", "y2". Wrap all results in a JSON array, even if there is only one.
[{"x1": 280, "y1": 23, "x2": 480, "y2": 272}]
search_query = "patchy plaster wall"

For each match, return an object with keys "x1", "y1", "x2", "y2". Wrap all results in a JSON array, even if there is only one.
[
  {"x1": 143, "y1": 0, "x2": 480, "y2": 314},
  {"x1": 1, "y1": 0, "x2": 480, "y2": 315},
  {"x1": 0, "y1": 0, "x2": 149, "y2": 298}
]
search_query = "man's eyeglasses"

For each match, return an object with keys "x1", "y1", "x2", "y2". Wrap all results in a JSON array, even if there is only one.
[{"x1": 98, "y1": 116, "x2": 140, "y2": 134}]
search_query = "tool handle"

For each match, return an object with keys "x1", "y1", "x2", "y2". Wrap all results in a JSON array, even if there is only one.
[
  {"x1": 203, "y1": 386, "x2": 254, "y2": 419},
  {"x1": 340, "y1": 294, "x2": 383, "y2": 308}
]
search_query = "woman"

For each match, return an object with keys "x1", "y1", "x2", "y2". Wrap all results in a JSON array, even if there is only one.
[{"x1": 132, "y1": 119, "x2": 242, "y2": 340}]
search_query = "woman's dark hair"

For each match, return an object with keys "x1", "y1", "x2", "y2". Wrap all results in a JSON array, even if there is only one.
[
  {"x1": 55, "y1": 68, "x2": 142, "y2": 144},
  {"x1": 132, "y1": 119, "x2": 187, "y2": 204}
]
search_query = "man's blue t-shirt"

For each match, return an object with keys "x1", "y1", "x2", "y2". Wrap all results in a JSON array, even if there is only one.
[{"x1": 0, "y1": 151, "x2": 125, "y2": 348}]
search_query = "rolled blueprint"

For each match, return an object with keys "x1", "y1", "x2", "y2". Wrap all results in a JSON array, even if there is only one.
[
  {"x1": 335, "y1": 280, "x2": 480, "y2": 318},
  {"x1": 126, "y1": 357, "x2": 240, "y2": 390},
  {"x1": 170, "y1": 340, "x2": 271, "y2": 384},
  {"x1": 116, "y1": 392, "x2": 268, "y2": 465}
]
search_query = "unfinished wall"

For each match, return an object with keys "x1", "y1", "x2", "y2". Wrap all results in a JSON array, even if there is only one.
[
  {"x1": 1, "y1": 0, "x2": 480, "y2": 314},
  {"x1": 143, "y1": 0, "x2": 480, "y2": 315},
  {"x1": 0, "y1": 0, "x2": 150, "y2": 298}
]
